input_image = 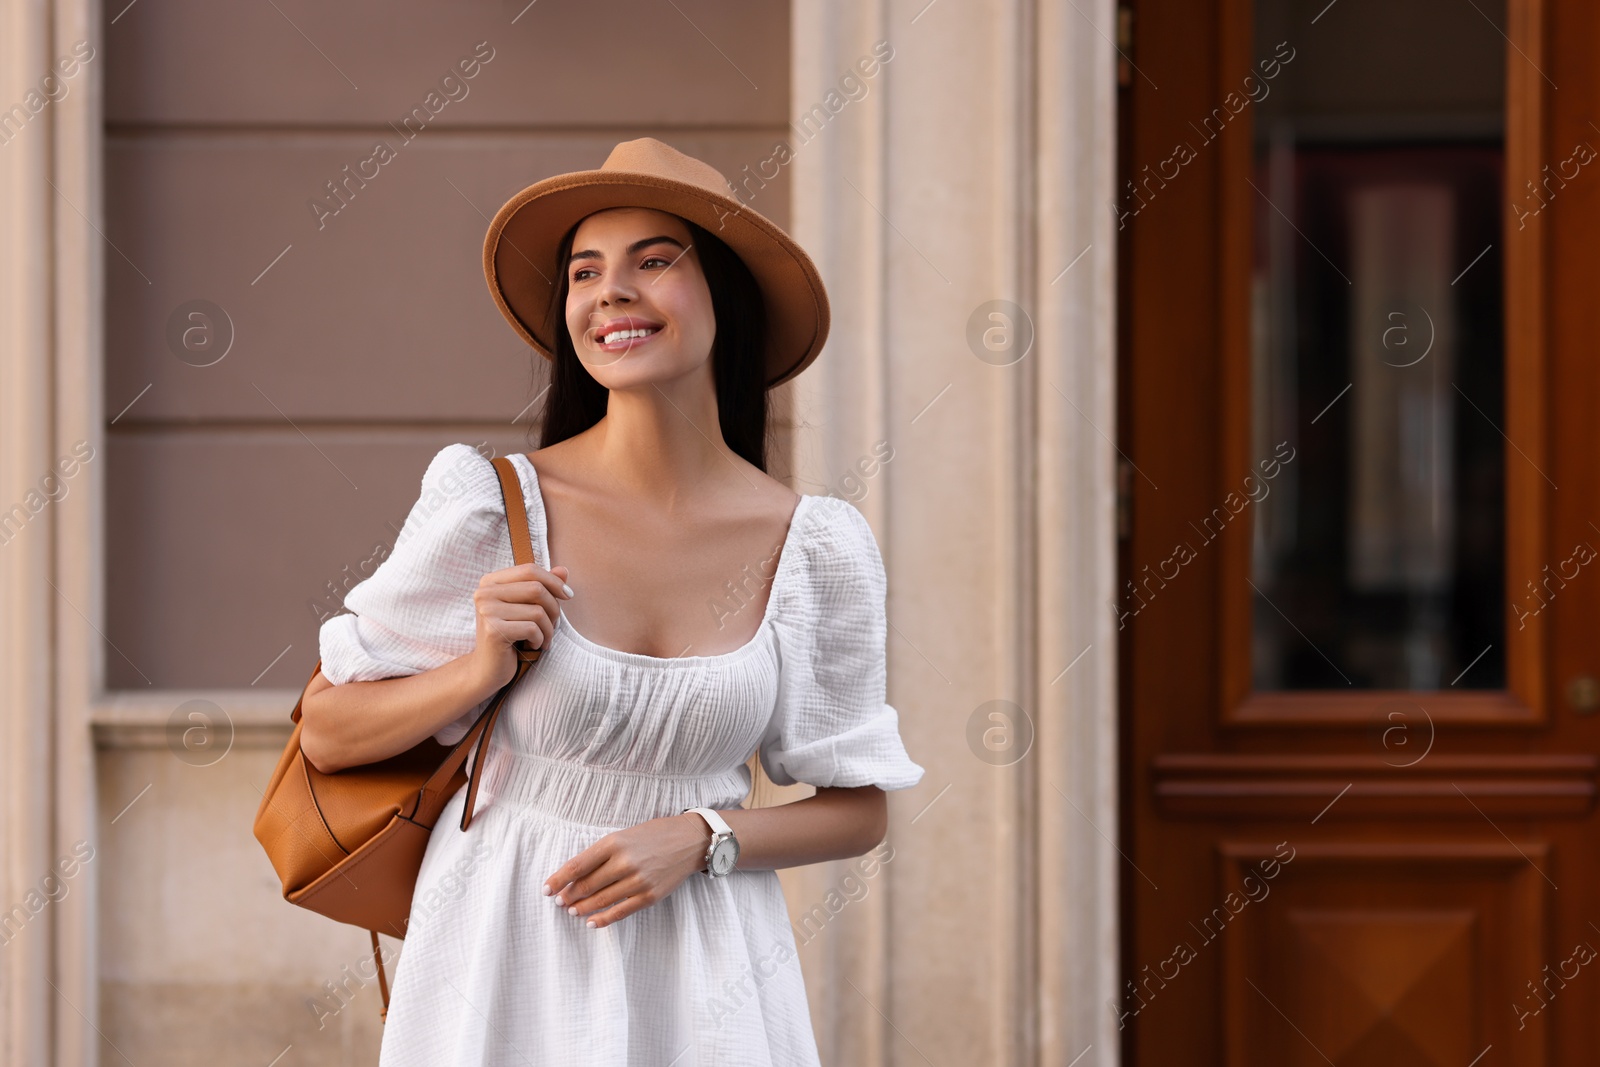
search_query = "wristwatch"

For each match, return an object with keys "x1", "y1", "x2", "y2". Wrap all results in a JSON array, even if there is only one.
[{"x1": 682, "y1": 806, "x2": 740, "y2": 877}]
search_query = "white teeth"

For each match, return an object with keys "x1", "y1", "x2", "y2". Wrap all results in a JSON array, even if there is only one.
[{"x1": 600, "y1": 327, "x2": 658, "y2": 344}]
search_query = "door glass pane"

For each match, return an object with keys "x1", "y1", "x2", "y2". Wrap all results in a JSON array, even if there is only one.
[{"x1": 1250, "y1": 0, "x2": 1507, "y2": 690}]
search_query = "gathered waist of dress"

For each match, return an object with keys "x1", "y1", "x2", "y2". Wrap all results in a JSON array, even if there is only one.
[{"x1": 469, "y1": 745, "x2": 753, "y2": 829}]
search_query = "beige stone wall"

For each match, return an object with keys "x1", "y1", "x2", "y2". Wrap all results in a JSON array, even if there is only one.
[
  {"x1": 91, "y1": 2, "x2": 800, "y2": 1062},
  {"x1": 100, "y1": 1, "x2": 797, "y2": 689},
  {"x1": 0, "y1": 0, "x2": 1119, "y2": 1063}
]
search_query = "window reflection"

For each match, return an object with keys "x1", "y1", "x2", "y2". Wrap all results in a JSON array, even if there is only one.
[{"x1": 1250, "y1": 1, "x2": 1506, "y2": 690}]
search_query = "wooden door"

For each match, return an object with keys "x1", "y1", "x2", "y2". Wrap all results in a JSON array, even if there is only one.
[{"x1": 1120, "y1": 0, "x2": 1600, "y2": 1061}]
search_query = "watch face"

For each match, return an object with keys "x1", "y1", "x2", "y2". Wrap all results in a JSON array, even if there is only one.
[{"x1": 709, "y1": 837, "x2": 739, "y2": 876}]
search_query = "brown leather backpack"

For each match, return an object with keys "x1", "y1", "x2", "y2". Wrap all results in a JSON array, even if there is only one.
[{"x1": 252, "y1": 454, "x2": 540, "y2": 1021}]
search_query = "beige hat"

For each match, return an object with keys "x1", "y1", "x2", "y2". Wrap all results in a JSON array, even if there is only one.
[{"x1": 482, "y1": 138, "x2": 830, "y2": 389}]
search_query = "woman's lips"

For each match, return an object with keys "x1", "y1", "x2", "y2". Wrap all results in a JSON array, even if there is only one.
[{"x1": 593, "y1": 327, "x2": 662, "y2": 354}]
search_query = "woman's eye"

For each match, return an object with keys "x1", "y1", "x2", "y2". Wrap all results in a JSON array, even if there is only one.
[{"x1": 571, "y1": 254, "x2": 673, "y2": 283}]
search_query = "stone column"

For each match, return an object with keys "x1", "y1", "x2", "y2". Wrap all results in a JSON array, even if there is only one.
[
  {"x1": 785, "y1": 0, "x2": 1119, "y2": 1062},
  {"x1": 0, "y1": 0, "x2": 55, "y2": 1050},
  {"x1": 1, "y1": 0, "x2": 104, "y2": 1062}
]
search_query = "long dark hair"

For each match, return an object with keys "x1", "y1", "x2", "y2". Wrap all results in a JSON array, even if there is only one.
[{"x1": 527, "y1": 214, "x2": 772, "y2": 472}]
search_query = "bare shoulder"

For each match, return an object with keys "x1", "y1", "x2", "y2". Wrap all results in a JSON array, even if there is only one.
[
  {"x1": 719, "y1": 456, "x2": 803, "y2": 527},
  {"x1": 519, "y1": 439, "x2": 585, "y2": 496}
]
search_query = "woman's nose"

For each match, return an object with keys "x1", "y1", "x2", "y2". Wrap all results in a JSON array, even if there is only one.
[{"x1": 598, "y1": 275, "x2": 637, "y2": 306}]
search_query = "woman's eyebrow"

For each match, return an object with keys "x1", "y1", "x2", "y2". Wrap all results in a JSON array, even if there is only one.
[{"x1": 569, "y1": 235, "x2": 685, "y2": 265}]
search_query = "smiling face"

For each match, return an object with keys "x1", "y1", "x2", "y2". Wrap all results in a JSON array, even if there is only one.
[{"x1": 562, "y1": 207, "x2": 716, "y2": 388}]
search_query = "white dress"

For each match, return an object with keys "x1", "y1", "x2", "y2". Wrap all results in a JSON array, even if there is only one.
[{"x1": 317, "y1": 443, "x2": 926, "y2": 1066}]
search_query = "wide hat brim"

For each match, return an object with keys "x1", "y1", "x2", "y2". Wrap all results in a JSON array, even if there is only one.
[{"x1": 482, "y1": 139, "x2": 830, "y2": 390}]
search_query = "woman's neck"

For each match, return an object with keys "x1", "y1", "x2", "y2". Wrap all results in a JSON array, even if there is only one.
[{"x1": 583, "y1": 386, "x2": 738, "y2": 506}]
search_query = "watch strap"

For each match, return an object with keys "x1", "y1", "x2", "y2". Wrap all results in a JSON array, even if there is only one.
[{"x1": 683, "y1": 806, "x2": 734, "y2": 837}]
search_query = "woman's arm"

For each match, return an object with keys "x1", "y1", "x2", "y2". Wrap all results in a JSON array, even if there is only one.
[
  {"x1": 299, "y1": 655, "x2": 503, "y2": 774},
  {"x1": 711, "y1": 784, "x2": 888, "y2": 869},
  {"x1": 301, "y1": 560, "x2": 572, "y2": 774},
  {"x1": 544, "y1": 784, "x2": 889, "y2": 926}
]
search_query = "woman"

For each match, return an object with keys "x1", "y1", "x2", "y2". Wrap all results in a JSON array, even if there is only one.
[{"x1": 298, "y1": 138, "x2": 925, "y2": 1066}]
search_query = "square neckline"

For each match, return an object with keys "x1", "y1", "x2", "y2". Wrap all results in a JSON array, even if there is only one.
[{"x1": 508, "y1": 452, "x2": 814, "y2": 668}]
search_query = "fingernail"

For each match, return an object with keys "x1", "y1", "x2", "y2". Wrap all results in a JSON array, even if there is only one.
[
  {"x1": 562, "y1": 583, "x2": 575, "y2": 598},
  {"x1": 568, "y1": 906, "x2": 579, "y2": 916},
  {"x1": 587, "y1": 919, "x2": 597, "y2": 928},
  {"x1": 542, "y1": 884, "x2": 553, "y2": 896}
]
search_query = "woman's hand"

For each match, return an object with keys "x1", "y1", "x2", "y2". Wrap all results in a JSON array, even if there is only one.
[
  {"x1": 544, "y1": 813, "x2": 713, "y2": 929},
  {"x1": 470, "y1": 561, "x2": 573, "y2": 690}
]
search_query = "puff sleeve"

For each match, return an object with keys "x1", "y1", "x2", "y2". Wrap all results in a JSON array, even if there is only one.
[
  {"x1": 758, "y1": 497, "x2": 925, "y2": 791},
  {"x1": 317, "y1": 442, "x2": 533, "y2": 747}
]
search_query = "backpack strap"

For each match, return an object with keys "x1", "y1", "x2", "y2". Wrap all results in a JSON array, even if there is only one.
[
  {"x1": 496, "y1": 453, "x2": 539, "y2": 575},
  {"x1": 457, "y1": 455, "x2": 543, "y2": 830},
  {"x1": 373, "y1": 452, "x2": 545, "y2": 1021}
]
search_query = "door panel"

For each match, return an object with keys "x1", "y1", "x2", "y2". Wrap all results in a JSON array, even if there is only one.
[
  {"x1": 1221, "y1": 842, "x2": 1547, "y2": 1064},
  {"x1": 1120, "y1": 0, "x2": 1596, "y2": 1061}
]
